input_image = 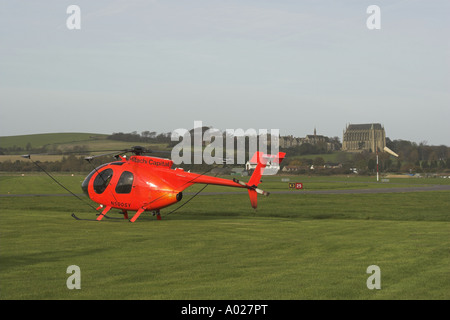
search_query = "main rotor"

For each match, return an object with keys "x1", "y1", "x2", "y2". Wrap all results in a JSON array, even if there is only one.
[
  {"x1": 128, "y1": 146, "x2": 150, "y2": 156},
  {"x1": 83, "y1": 145, "x2": 161, "y2": 162}
]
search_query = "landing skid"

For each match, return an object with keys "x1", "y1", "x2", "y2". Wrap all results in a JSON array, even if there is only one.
[
  {"x1": 71, "y1": 213, "x2": 124, "y2": 222},
  {"x1": 71, "y1": 210, "x2": 161, "y2": 222}
]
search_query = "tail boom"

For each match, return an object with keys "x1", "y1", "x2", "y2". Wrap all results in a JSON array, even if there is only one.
[{"x1": 175, "y1": 151, "x2": 285, "y2": 209}]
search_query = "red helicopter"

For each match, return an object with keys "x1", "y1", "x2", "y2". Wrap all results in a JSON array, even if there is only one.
[{"x1": 77, "y1": 146, "x2": 286, "y2": 222}]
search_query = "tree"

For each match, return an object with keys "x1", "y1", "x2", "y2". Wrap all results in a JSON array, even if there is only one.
[
  {"x1": 299, "y1": 143, "x2": 314, "y2": 155},
  {"x1": 368, "y1": 159, "x2": 376, "y2": 171},
  {"x1": 409, "y1": 149, "x2": 419, "y2": 163},
  {"x1": 396, "y1": 160, "x2": 401, "y2": 172},
  {"x1": 288, "y1": 159, "x2": 303, "y2": 166},
  {"x1": 313, "y1": 157, "x2": 325, "y2": 167}
]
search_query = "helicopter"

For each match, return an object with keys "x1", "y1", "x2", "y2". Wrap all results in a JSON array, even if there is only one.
[{"x1": 62, "y1": 146, "x2": 286, "y2": 222}]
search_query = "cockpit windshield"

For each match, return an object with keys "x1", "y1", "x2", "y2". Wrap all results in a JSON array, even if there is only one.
[{"x1": 81, "y1": 164, "x2": 108, "y2": 195}]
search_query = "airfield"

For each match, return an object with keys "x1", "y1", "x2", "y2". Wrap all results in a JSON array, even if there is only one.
[{"x1": 1, "y1": 173, "x2": 449, "y2": 300}]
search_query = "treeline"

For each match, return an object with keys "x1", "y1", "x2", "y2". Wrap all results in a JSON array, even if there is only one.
[
  {"x1": 280, "y1": 142, "x2": 331, "y2": 156},
  {"x1": 283, "y1": 139, "x2": 450, "y2": 175},
  {"x1": 0, "y1": 154, "x2": 222, "y2": 174},
  {"x1": 0, "y1": 155, "x2": 99, "y2": 172},
  {"x1": 351, "y1": 139, "x2": 450, "y2": 174},
  {"x1": 1, "y1": 131, "x2": 449, "y2": 174},
  {"x1": 0, "y1": 144, "x2": 88, "y2": 156},
  {"x1": 108, "y1": 129, "x2": 278, "y2": 150},
  {"x1": 386, "y1": 138, "x2": 449, "y2": 163},
  {"x1": 107, "y1": 131, "x2": 172, "y2": 144}
]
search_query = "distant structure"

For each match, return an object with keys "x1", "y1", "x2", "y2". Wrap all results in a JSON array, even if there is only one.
[
  {"x1": 342, "y1": 123, "x2": 386, "y2": 152},
  {"x1": 279, "y1": 127, "x2": 339, "y2": 151},
  {"x1": 245, "y1": 159, "x2": 280, "y2": 175}
]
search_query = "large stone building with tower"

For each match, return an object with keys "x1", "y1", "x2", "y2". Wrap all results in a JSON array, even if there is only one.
[{"x1": 342, "y1": 123, "x2": 386, "y2": 152}]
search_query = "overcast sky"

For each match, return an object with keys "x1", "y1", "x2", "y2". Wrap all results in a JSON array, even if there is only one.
[{"x1": 1, "y1": 0, "x2": 449, "y2": 145}]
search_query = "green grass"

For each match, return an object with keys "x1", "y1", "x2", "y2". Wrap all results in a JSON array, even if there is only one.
[
  {"x1": 286, "y1": 151, "x2": 348, "y2": 163},
  {"x1": 1, "y1": 173, "x2": 449, "y2": 195},
  {"x1": 1, "y1": 175, "x2": 449, "y2": 300}
]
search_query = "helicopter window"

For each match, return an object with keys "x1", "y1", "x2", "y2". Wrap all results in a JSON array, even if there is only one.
[
  {"x1": 81, "y1": 164, "x2": 108, "y2": 195},
  {"x1": 115, "y1": 171, "x2": 134, "y2": 194},
  {"x1": 93, "y1": 168, "x2": 113, "y2": 194}
]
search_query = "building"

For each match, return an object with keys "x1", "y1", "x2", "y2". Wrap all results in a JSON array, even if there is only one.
[
  {"x1": 245, "y1": 159, "x2": 280, "y2": 175},
  {"x1": 304, "y1": 127, "x2": 328, "y2": 145},
  {"x1": 342, "y1": 123, "x2": 386, "y2": 152},
  {"x1": 279, "y1": 127, "x2": 339, "y2": 151}
]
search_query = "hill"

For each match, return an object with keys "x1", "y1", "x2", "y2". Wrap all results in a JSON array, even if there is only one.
[
  {"x1": 0, "y1": 132, "x2": 171, "y2": 155},
  {"x1": 0, "y1": 132, "x2": 108, "y2": 150}
]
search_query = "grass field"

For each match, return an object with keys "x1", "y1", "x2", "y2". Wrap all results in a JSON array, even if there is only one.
[
  {"x1": 1, "y1": 174, "x2": 449, "y2": 300},
  {"x1": 0, "y1": 132, "x2": 108, "y2": 149},
  {"x1": 0, "y1": 133, "x2": 171, "y2": 164}
]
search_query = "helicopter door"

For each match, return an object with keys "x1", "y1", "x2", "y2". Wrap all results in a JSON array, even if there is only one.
[
  {"x1": 115, "y1": 171, "x2": 134, "y2": 194},
  {"x1": 93, "y1": 168, "x2": 113, "y2": 194}
]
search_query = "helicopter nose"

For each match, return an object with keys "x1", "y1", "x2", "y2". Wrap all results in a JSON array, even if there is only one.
[
  {"x1": 81, "y1": 177, "x2": 90, "y2": 195},
  {"x1": 81, "y1": 169, "x2": 96, "y2": 195}
]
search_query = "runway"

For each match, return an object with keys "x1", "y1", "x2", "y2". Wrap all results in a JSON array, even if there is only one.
[{"x1": 2, "y1": 184, "x2": 450, "y2": 197}]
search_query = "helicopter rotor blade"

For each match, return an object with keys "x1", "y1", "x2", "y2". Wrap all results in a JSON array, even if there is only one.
[
  {"x1": 84, "y1": 146, "x2": 171, "y2": 160},
  {"x1": 83, "y1": 150, "x2": 128, "y2": 161},
  {"x1": 20, "y1": 145, "x2": 172, "y2": 162}
]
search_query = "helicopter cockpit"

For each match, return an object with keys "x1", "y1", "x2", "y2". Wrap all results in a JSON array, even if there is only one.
[{"x1": 81, "y1": 163, "x2": 134, "y2": 196}]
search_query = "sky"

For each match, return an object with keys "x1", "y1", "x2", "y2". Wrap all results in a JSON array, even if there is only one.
[{"x1": 1, "y1": 0, "x2": 449, "y2": 145}]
